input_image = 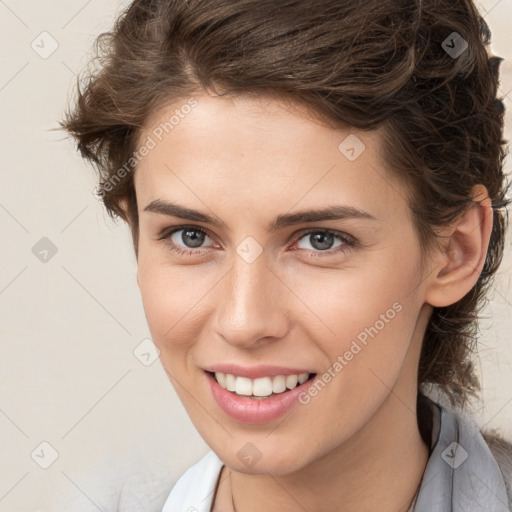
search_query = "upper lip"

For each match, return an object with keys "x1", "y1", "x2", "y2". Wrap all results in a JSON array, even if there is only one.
[{"x1": 203, "y1": 364, "x2": 316, "y2": 379}]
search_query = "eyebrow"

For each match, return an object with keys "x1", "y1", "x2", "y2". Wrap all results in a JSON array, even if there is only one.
[{"x1": 143, "y1": 199, "x2": 377, "y2": 231}]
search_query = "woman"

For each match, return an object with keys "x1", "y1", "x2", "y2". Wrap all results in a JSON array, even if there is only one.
[{"x1": 60, "y1": 0, "x2": 512, "y2": 510}]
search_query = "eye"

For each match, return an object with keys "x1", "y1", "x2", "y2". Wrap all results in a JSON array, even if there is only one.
[
  {"x1": 157, "y1": 225, "x2": 357, "y2": 258},
  {"x1": 292, "y1": 229, "x2": 355, "y2": 257},
  {"x1": 158, "y1": 225, "x2": 215, "y2": 256}
]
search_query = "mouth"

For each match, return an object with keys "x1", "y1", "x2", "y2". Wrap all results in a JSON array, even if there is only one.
[
  {"x1": 206, "y1": 370, "x2": 317, "y2": 400},
  {"x1": 205, "y1": 369, "x2": 319, "y2": 424}
]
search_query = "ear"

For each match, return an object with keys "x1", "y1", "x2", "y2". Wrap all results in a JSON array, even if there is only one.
[{"x1": 424, "y1": 184, "x2": 493, "y2": 308}]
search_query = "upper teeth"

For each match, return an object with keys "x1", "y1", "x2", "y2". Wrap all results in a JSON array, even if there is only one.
[{"x1": 214, "y1": 372, "x2": 311, "y2": 397}]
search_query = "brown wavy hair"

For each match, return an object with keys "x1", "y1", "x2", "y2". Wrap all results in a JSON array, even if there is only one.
[{"x1": 59, "y1": 0, "x2": 509, "y2": 410}]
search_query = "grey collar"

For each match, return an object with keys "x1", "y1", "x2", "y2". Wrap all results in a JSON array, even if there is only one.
[{"x1": 414, "y1": 395, "x2": 511, "y2": 512}]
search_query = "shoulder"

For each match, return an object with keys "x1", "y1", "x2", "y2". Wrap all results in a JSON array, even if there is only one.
[
  {"x1": 438, "y1": 394, "x2": 512, "y2": 506},
  {"x1": 160, "y1": 450, "x2": 225, "y2": 512},
  {"x1": 418, "y1": 392, "x2": 512, "y2": 510},
  {"x1": 110, "y1": 452, "x2": 223, "y2": 512},
  {"x1": 481, "y1": 428, "x2": 512, "y2": 500},
  {"x1": 53, "y1": 462, "x2": 176, "y2": 512},
  {"x1": 445, "y1": 401, "x2": 512, "y2": 491}
]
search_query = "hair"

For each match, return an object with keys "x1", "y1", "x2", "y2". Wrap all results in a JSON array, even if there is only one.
[{"x1": 59, "y1": 0, "x2": 509, "y2": 411}]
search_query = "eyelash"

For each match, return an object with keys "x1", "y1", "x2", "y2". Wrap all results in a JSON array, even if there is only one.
[{"x1": 157, "y1": 225, "x2": 358, "y2": 258}]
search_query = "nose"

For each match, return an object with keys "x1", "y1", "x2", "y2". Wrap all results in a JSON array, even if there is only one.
[{"x1": 212, "y1": 251, "x2": 289, "y2": 349}]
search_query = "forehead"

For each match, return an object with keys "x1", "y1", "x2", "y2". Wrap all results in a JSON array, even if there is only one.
[{"x1": 134, "y1": 93, "x2": 410, "y2": 223}]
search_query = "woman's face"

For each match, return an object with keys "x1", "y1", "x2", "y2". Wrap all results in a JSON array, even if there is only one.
[{"x1": 134, "y1": 93, "x2": 434, "y2": 474}]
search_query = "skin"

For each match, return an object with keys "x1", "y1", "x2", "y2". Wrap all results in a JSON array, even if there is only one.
[{"x1": 129, "y1": 92, "x2": 492, "y2": 512}]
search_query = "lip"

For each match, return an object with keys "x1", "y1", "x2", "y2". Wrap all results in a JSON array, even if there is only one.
[
  {"x1": 202, "y1": 363, "x2": 315, "y2": 379},
  {"x1": 205, "y1": 370, "x2": 317, "y2": 424}
]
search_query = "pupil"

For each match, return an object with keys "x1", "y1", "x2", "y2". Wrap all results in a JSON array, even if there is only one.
[
  {"x1": 183, "y1": 229, "x2": 204, "y2": 248},
  {"x1": 311, "y1": 232, "x2": 333, "y2": 250}
]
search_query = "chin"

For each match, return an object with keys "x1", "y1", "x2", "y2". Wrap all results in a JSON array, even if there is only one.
[{"x1": 210, "y1": 434, "x2": 316, "y2": 476}]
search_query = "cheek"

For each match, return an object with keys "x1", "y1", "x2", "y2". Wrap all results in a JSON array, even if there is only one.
[
  {"x1": 289, "y1": 247, "x2": 421, "y2": 377},
  {"x1": 282, "y1": 257, "x2": 422, "y2": 445},
  {"x1": 136, "y1": 253, "x2": 214, "y2": 355}
]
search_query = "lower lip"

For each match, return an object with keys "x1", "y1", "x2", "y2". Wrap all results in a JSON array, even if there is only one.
[{"x1": 205, "y1": 371, "x2": 317, "y2": 424}]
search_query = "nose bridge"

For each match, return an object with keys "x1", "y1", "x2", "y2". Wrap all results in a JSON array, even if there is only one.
[{"x1": 213, "y1": 249, "x2": 287, "y2": 347}]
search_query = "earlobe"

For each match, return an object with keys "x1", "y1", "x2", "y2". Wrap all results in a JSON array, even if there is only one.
[{"x1": 424, "y1": 184, "x2": 493, "y2": 308}]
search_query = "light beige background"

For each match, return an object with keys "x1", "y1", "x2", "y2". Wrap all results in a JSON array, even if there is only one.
[{"x1": 0, "y1": 1, "x2": 511, "y2": 510}]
